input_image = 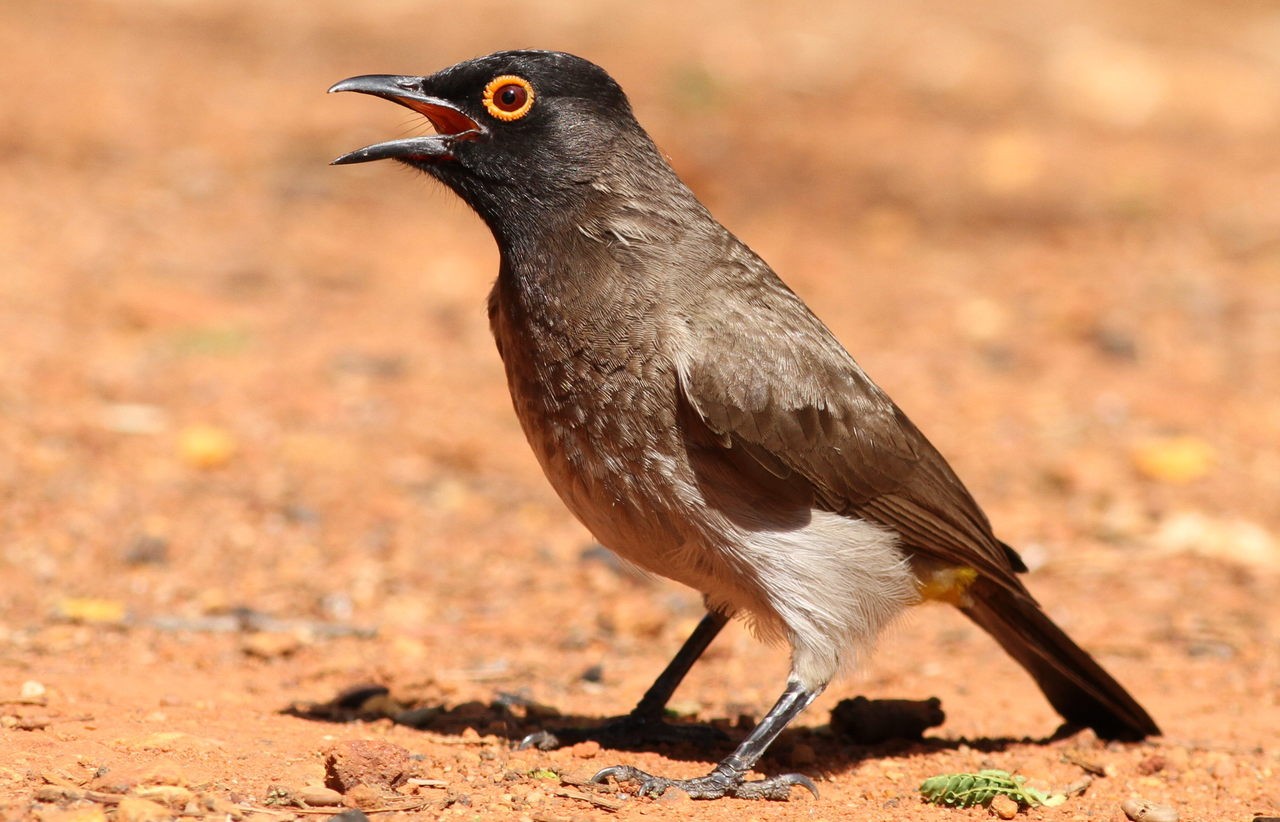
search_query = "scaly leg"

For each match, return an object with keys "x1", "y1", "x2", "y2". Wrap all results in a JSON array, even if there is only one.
[{"x1": 592, "y1": 677, "x2": 823, "y2": 800}]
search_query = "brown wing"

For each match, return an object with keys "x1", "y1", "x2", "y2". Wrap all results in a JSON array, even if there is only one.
[{"x1": 676, "y1": 255, "x2": 1026, "y2": 587}]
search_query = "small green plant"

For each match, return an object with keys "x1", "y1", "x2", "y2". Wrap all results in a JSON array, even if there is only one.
[
  {"x1": 527, "y1": 768, "x2": 559, "y2": 781},
  {"x1": 919, "y1": 769, "x2": 1066, "y2": 808}
]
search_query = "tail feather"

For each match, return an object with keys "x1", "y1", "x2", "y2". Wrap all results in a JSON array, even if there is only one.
[{"x1": 961, "y1": 578, "x2": 1160, "y2": 740}]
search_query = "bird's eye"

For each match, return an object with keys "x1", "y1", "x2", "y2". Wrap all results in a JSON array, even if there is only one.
[{"x1": 482, "y1": 75, "x2": 535, "y2": 121}]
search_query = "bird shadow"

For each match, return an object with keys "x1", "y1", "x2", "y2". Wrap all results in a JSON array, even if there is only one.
[{"x1": 282, "y1": 682, "x2": 1082, "y2": 776}]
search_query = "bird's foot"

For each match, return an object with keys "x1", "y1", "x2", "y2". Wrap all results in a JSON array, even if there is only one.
[
  {"x1": 519, "y1": 712, "x2": 729, "y2": 752},
  {"x1": 591, "y1": 763, "x2": 817, "y2": 801}
]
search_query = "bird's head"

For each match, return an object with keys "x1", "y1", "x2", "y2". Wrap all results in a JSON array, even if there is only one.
[{"x1": 330, "y1": 51, "x2": 664, "y2": 240}]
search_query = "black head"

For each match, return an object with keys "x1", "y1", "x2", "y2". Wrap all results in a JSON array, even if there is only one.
[{"x1": 330, "y1": 51, "x2": 662, "y2": 238}]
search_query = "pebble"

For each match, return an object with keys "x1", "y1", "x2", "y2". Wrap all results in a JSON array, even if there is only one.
[
  {"x1": 990, "y1": 792, "x2": 1020, "y2": 819},
  {"x1": 241, "y1": 631, "x2": 304, "y2": 659},
  {"x1": 324, "y1": 739, "x2": 414, "y2": 792},
  {"x1": 177, "y1": 424, "x2": 237, "y2": 469},
  {"x1": 1136, "y1": 754, "x2": 1167, "y2": 775},
  {"x1": 1131, "y1": 436, "x2": 1214, "y2": 484},
  {"x1": 1151, "y1": 511, "x2": 1277, "y2": 568},
  {"x1": 55, "y1": 597, "x2": 127, "y2": 625},
  {"x1": 100, "y1": 403, "x2": 168, "y2": 435},
  {"x1": 20, "y1": 680, "x2": 46, "y2": 699},
  {"x1": 299, "y1": 785, "x2": 344, "y2": 806},
  {"x1": 1121, "y1": 797, "x2": 1178, "y2": 822}
]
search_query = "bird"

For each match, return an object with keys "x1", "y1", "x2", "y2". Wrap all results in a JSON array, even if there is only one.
[{"x1": 329, "y1": 50, "x2": 1160, "y2": 801}]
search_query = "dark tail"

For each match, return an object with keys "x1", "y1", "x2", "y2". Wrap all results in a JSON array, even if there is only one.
[{"x1": 961, "y1": 578, "x2": 1160, "y2": 740}]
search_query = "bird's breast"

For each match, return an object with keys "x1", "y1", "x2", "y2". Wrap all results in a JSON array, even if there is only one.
[{"x1": 486, "y1": 272, "x2": 691, "y2": 557}]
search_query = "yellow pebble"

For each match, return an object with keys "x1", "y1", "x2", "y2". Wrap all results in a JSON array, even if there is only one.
[
  {"x1": 178, "y1": 424, "x2": 236, "y2": 469},
  {"x1": 1131, "y1": 436, "x2": 1215, "y2": 484}
]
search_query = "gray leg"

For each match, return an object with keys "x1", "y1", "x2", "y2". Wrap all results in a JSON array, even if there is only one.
[{"x1": 592, "y1": 677, "x2": 824, "y2": 800}]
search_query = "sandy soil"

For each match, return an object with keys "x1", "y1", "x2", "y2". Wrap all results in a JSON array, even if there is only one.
[{"x1": 2, "y1": 1, "x2": 1279, "y2": 820}]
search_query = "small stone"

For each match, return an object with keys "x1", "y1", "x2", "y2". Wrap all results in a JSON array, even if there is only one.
[
  {"x1": 298, "y1": 785, "x2": 344, "y2": 806},
  {"x1": 990, "y1": 792, "x2": 1019, "y2": 819},
  {"x1": 1121, "y1": 796, "x2": 1178, "y2": 822},
  {"x1": 1136, "y1": 755, "x2": 1167, "y2": 775},
  {"x1": 324, "y1": 739, "x2": 414, "y2": 792},
  {"x1": 100, "y1": 403, "x2": 168, "y2": 435},
  {"x1": 1131, "y1": 436, "x2": 1214, "y2": 484},
  {"x1": 241, "y1": 632, "x2": 304, "y2": 659},
  {"x1": 55, "y1": 598, "x2": 127, "y2": 625},
  {"x1": 20, "y1": 681, "x2": 46, "y2": 699},
  {"x1": 178, "y1": 424, "x2": 237, "y2": 469},
  {"x1": 122, "y1": 534, "x2": 169, "y2": 566},
  {"x1": 115, "y1": 796, "x2": 173, "y2": 822}
]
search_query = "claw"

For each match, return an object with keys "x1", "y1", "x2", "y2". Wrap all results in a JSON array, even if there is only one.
[
  {"x1": 738, "y1": 772, "x2": 820, "y2": 800},
  {"x1": 591, "y1": 763, "x2": 817, "y2": 801},
  {"x1": 517, "y1": 730, "x2": 562, "y2": 751},
  {"x1": 590, "y1": 764, "x2": 642, "y2": 786}
]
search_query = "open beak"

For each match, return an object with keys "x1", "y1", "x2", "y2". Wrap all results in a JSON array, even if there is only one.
[{"x1": 328, "y1": 74, "x2": 486, "y2": 165}]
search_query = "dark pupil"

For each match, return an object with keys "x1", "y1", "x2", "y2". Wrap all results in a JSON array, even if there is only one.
[{"x1": 498, "y1": 85, "x2": 525, "y2": 110}]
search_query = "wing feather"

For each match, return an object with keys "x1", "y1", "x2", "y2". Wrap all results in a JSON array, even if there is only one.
[{"x1": 676, "y1": 255, "x2": 1026, "y2": 586}]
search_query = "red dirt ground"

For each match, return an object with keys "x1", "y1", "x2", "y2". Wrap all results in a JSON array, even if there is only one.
[{"x1": 2, "y1": 2, "x2": 1278, "y2": 820}]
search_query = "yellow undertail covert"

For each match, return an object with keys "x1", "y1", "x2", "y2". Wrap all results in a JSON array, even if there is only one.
[{"x1": 918, "y1": 566, "x2": 979, "y2": 606}]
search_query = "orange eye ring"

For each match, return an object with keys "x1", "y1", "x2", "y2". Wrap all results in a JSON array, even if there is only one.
[{"x1": 482, "y1": 75, "x2": 535, "y2": 121}]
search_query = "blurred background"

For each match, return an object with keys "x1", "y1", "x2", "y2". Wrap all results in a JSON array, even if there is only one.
[{"x1": 1, "y1": 0, "x2": 1278, "y2": 813}]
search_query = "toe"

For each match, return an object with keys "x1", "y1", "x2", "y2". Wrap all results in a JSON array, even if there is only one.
[
  {"x1": 590, "y1": 764, "x2": 643, "y2": 785},
  {"x1": 730, "y1": 772, "x2": 819, "y2": 801}
]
